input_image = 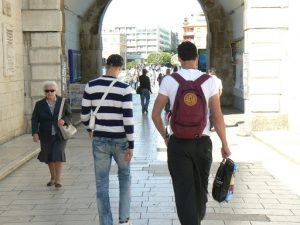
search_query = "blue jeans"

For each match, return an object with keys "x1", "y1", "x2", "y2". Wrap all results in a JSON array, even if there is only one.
[
  {"x1": 92, "y1": 137, "x2": 131, "y2": 225},
  {"x1": 140, "y1": 89, "x2": 150, "y2": 112}
]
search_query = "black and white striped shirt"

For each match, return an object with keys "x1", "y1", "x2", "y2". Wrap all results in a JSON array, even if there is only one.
[{"x1": 80, "y1": 76, "x2": 134, "y2": 149}]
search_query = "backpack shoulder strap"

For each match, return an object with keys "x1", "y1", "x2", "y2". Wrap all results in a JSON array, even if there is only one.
[
  {"x1": 194, "y1": 73, "x2": 211, "y2": 86},
  {"x1": 171, "y1": 73, "x2": 186, "y2": 84}
]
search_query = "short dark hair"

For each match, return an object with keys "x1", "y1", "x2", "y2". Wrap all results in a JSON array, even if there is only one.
[
  {"x1": 177, "y1": 41, "x2": 198, "y2": 61},
  {"x1": 142, "y1": 68, "x2": 148, "y2": 75},
  {"x1": 106, "y1": 54, "x2": 123, "y2": 67}
]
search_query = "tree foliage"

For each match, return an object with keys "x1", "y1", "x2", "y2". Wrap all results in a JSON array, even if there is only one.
[
  {"x1": 127, "y1": 60, "x2": 137, "y2": 69},
  {"x1": 171, "y1": 54, "x2": 180, "y2": 66},
  {"x1": 146, "y1": 52, "x2": 171, "y2": 66}
]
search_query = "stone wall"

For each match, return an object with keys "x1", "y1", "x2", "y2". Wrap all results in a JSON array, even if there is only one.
[
  {"x1": 64, "y1": 0, "x2": 95, "y2": 53},
  {"x1": 0, "y1": 0, "x2": 26, "y2": 144},
  {"x1": 201, "y1": 0, "x2": 234, "y2": 106},
  {"x1": 286, "y1": 0, "x2": 300, "y2": 134},
  {"x1": 22, "y1": 0, "x2": 64, "y2": 134},
  {"x1": 243, "y1": 0, "x2": 289, "y2": 131}
]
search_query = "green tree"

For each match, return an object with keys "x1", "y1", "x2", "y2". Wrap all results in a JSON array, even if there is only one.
[
  {"x1": 146, "y1": 53, "x2": 162, "y2": 65},
  {"x1": 127, "y1": 60, "x2": 137, "y2": 69},
  {"x1": 146, "y1": 52, "x2": 172, "y2": 66},
  {"x1": 171, "y1": 54, "x2": 180, "y2": 67},
  {"x1": 160, "y1": 52, "x2": 171, "y2": 66}
]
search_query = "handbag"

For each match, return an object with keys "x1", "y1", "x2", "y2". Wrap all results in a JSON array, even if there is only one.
[
  {"x1": 58, "y1": 98, "x2": 77, "y2": 140},
  {"x1": 89, "y1": 79, "x2": 117, "y2": 130},
  {"x1": 212, "y1": 158, "x2": 237, "y2": 202}
]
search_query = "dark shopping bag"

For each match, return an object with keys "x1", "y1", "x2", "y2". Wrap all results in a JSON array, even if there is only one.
[
  {"x1": 212, "y1": 158, "x2": 237, "y2": 203},
  {"x1": 136, "y1": 86, "x2": 142, "y2": 95}
]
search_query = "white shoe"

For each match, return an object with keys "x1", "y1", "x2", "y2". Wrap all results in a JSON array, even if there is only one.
[{"x1": 119, "y1": 221, "x2": 132, "y2": 225}]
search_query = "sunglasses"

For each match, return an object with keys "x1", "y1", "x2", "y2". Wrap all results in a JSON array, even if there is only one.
[{"x1": 44, "y1": 89, "x2": 55, "y2": 93}]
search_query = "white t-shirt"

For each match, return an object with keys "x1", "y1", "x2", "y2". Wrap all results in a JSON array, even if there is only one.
[{"x1": 159, "y1": 68, "x2": 218, "y2": 136}]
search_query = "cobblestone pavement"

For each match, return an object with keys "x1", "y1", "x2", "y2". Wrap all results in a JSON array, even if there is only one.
[{"x1": 0, "y1": 94, "x2": 300, "y2": 225}]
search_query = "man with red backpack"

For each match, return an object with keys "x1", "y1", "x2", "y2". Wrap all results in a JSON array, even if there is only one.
[{"x1": 152, "y1": 41, "x2": 231, "y2": 225}]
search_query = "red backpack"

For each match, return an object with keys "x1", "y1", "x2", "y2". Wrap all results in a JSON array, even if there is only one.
[{"x1": 170, "y1": 73, "x2": 211, "y2": 139}]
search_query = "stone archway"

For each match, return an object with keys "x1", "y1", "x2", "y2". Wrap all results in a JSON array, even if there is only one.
[
  {"x1": 80, "y1": 0, "x2": 234, "y2": 105},
  {"x1": 80, "y1": 0, "x2": 109, "y2": 83}
]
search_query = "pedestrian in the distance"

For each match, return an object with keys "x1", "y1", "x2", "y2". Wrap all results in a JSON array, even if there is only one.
[
  {"x1": 152, "y1": 41, "x2": 231, "y2": 225},
  {"x1": 157, "y1": 73, "x2": 163, "y2": 86},
  {"x1": 138, "y1": 68, "x2": 152, "y2": 114},
  {"x1": 31, "y1": 81, "x2": 72, "y2": 188},
  {"x1": 163, "y1": 68, "x2": 171, "y2": 113},
  {"x1": 80, "y1": 54, "x2": 134, "y2": 225}
]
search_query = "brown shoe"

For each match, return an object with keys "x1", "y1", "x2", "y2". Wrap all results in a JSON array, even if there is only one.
[
  {"x1": 54, "y1": 183, "x2": 62, "y2": 188},
  {"x1": 46, "y1": 181, "x2": 54, "y2": 187}
]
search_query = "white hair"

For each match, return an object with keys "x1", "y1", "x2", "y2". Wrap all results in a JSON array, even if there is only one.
[{"x1": 42, "y1": 81, "x2": 58, "y2": 91}]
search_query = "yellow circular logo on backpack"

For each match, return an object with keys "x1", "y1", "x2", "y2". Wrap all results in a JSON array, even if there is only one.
[{"x1": 184, "y1": 93, "x2": 197, "y2": 106}]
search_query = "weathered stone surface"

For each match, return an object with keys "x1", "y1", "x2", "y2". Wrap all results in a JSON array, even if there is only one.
[
  {"x1": 251, "y1": 95, "x2": 280, "y2": 112},
  {"x1": 245, "y1": 8, "x2": 288, "y2": 29},
  {"x1": 250, "y1": 78, "x2": 281, "y2": 95},
  {"x1": 31, "y1": 65, "x2": 61, "y2": 80},
  {"x1": 31, "y1": 32, "x2": 61, "y2": 48},
  {"x1": 2, "y1": 0, "x2": 11, "y2": 17},
  {"x1": 246, "y1": 29, "x2": 286, "y2": 44},
  {"x1": 247, "y1": 0, "x2": 289, "y2": 8},
  {"x1": 22, "y1": 10, "x2": 62, "y2": 32},
  {"x1": 249, "y1": 44, "x2": 282, "y2": 60},
  {"x1": 29, "y1": 0, "x2": 60, "y2": 10},
  {"x1": 250, "y1": 60, "x2": 281, "y2": 78},
  {"x1": 251, "y1": 113, "x2": 288, "y2": 130},
  {"x1": 29, "y1": 48, "x2": 61, "y2": 64}
]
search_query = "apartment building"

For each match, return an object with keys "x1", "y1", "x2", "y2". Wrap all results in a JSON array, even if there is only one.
[
  {"x1": 104, "y1": 26, "x2": 177, "y2": 61},
  {"x1": 102, "y1": 31, "x2": 127, "y2": 63},
  {"x1": 182, "y1": 12, "x2": 207, "y2": 49}
]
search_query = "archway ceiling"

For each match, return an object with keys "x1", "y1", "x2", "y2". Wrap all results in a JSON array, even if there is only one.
[{"x1": 216, "y1": 0, "x2": 244, "y2": 13}]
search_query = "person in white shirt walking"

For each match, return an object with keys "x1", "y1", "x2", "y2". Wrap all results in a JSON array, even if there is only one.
[{"x1": 152, "y1": 41, "x2": 231, "y2": 225}]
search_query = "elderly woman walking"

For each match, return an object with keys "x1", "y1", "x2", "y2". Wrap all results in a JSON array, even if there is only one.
[{"x1": 31, "y1": 81, "x2": 72, "y2": 188}]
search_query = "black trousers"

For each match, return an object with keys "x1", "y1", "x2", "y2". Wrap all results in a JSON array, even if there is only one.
[{"x1": 167, "y1": 135, "x2": 212, "y2": 225}]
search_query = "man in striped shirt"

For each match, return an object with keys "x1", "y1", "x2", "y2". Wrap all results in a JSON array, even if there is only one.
[{"x1": 81, "y1": 54, "x2": 134, "y2": 225}]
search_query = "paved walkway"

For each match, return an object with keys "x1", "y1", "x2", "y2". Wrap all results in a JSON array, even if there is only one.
[{"x1": 1, "y1": 94, "x2": 300, "y2": 225}]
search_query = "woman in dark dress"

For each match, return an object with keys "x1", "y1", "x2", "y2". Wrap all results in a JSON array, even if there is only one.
[{"x1": 31, "y1": 81, "x2": 72, "y2": 188}]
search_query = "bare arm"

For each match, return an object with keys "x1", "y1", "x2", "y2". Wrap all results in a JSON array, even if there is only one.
[
  {"x1": 151, "y1": 94, "x2": 169, "y2": 144},
  {"x1": 209, "y1": 94, "x2": 231, "y2": 158}
]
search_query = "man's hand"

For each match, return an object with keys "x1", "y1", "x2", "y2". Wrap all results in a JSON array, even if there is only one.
[
  {"x1": 88, "y1": 131, "x2": 93, "y2": 139},
  {"x1": 33, "y1": 133, "x2": 39, "y2": 143},
  {"x1": 124, "y1": 148, "x2": 133, "y2": 161},
  {"x1": 164, "y1": 137, "x2": 170, "y2": 146},
  {"x1": 221, "y1": 145, "x2": 231, "y2": 159}
]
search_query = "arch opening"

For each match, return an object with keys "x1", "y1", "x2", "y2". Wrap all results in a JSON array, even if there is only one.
[{"x1": 78, "y1": 0, "x2": 241, "y2": 108}]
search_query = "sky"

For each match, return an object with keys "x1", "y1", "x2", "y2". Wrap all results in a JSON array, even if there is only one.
[{"x1": 102, "y1": 0, "x2": 203, "y2": 33}]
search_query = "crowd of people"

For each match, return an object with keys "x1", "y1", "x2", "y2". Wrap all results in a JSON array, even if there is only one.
[{"x1": 31, "y1": 41, "x2": 229, "y2": 225}]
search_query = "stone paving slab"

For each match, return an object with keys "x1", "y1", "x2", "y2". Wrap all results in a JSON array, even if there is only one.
[
  {"x1": 253, "y1": 130, "x2": 300, "y2": 165},
  {"x1": 0, "y1": 134, "x2": 40, "y2": 180}
]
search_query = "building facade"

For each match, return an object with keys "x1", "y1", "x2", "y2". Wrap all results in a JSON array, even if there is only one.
[
  {"x1": 109, "y1": 26, "x2": 176, "y2": 61},
  {"x1": 101, "y1": 31, "x2": 127, "y2": 64},
  {"x1": 182, "y1": 12, "x2": 207, "y2": 50}
]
